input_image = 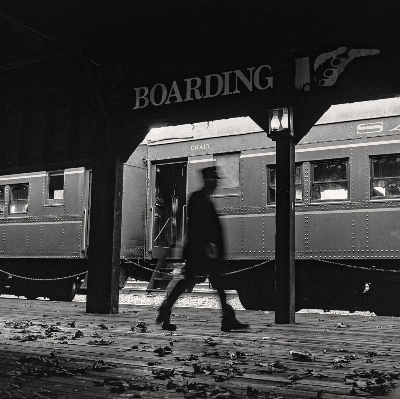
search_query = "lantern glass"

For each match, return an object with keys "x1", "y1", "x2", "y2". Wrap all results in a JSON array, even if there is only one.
[
  {"x1": 281, "y1": 108, "x2": 289, "y2": 129},
  {"x1": 270, "y1": 110, "x2": 280, "y2": 130},
  {"x1": 268, "y1": 107, "x2": 293, "y2": 136}
]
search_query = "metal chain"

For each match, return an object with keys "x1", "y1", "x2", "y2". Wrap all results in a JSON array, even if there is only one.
[
  {"x1": 123, "y1": 259, "x2": 171, "y2": 274},
  {"x1": 310, "y1": 257, "x2": 400, "y2": 273},
  {"x1": 221, "y1": 260, "x2": 273, "y2": 275},
  {"x1": 0, "y1": 269, "x2": 87, "y2": 281},
  {"x1": 123, "y1": 258, "x2": 273, "y2": 277},
  {"x1": 2, "y1": 255, "x2": 397, "y2": 284},
  {"x1": 125, "y1": 256, "x2": 400, "y2": 278}
]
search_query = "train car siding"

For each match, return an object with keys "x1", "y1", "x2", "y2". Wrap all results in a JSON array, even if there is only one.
[{"x1": 0, "y1": 167, "x2": 91, "y2": 301}]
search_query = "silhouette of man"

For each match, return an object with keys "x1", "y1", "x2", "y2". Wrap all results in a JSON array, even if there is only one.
[{"x1": 156, "y1": 166, "x2": 249, "y2": 332}]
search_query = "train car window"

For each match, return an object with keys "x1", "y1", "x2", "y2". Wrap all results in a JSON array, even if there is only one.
[
  {"x1": 213, "y1": 152, "x2": 240, "y2": 196},
  {"x1": 48, "y1": 172, "x2": 64, "y2": 201},
  {"x1": 267, "y1": 165, "x2": 303, "y2": 204},
  {"x1": 0, "y1": 186, "x2": 5, "y2": 214},
  {"x1": 9, "y1": 184, "x2": 29, "y2": 213},
  {"x1": 371, "y1": 155, "x2": 400, "y2": 198},
  {"x1": 311, "y1": 160, "x2": 348, "y2": 201}
]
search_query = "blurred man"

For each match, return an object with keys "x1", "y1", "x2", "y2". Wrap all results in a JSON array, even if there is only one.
[{"x1": 156, "y1": 166, "x2": 249, "y2": 332}]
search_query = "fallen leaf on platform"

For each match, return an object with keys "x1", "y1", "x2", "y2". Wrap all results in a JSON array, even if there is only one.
[
  {"x1": 87, "y1": 339, "x2": 113, "y2": 345},
  {"x1": 153, "y1": 346, "x2": 173, "y2": 356},
  {"x1": 147, "y1": 361, "x2": 161, "y2": 366},
  {"x1": 132, "y1": 321, "x2": 148, "y2": 333},
  {"x1": 93, "y1": 359, "x2": 116, "y2": 371},
  {"x1": 335, "y1": 322, "x2": 350, "y2": 328},
  {"x1": 152, "y1": 367, "x2": 175, "y2": 379},
  {"x1": 72, "y1": 330, "x2": 84, "y2": 339},
  {"x1": 290, "y1": 350, "x2": 315, "y2": 361},
  {"x1": 204, "y1": 337, "x2": 218, "y2": 346},
  {"x1": 311, "y1": 371, "x2": 328, "y2": 378},
  {"x1": 332, "y1": 357, "x2": 350, "y2": 366}
]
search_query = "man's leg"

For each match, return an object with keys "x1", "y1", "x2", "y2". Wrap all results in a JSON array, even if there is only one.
[
  {"x1": 156, "y1": 278, "x2": 190, "y2": 330},
  {"x1": 209, "y1": 273, "x2": 249, "y2": 332}
]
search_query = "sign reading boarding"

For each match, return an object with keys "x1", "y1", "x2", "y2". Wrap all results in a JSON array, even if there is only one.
[{"x1": 133, "y1": 65, "x2": 273, "y2": 109}]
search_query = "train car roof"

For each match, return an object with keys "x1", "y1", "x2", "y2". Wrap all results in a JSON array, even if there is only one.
[
  {"x1": 143, "y1": 117, "x2": 263, "y2": 145},
  {"x1": 142, "y1": 97, "x2": 400, "y2": 145},
  {"x1": 315, "y1": 97, "x2": 400, "y2": 125}
]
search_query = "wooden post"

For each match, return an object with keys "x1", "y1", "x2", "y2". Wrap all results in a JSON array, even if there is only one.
[
  {"x1": 272, "y1": 132, "x2": 295, "y2": 323},
  {"x1": 75, "y1": 56, "x2": 125, "y2": 314},
  {"x1": 86, "y1": 138, "x2": 124, "y2": 314}
]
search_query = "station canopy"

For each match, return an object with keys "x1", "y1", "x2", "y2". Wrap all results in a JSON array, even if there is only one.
[{"x1": 1, "y1": 0, "x2": 400, "y2": 159}]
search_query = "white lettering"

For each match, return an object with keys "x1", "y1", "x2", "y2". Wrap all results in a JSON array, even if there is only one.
[
  {"x1": 150, "y1": 83, "x2": 167, "y2": 106},
  {"x1": 190, "y1": 143, "x2": 210, "y2": 151},
  {"x1": 133, "y1": 87, "x2": 149, "y2": 109},
  {"x1": 254, "y1": 65, "x2": 273, "y2": 89},
  {"x1": 132, "y1": 64, "x2": 273, "y2": 109},
  {"x1": 233, "y1": 67, "x2": 255, "y2": 94},
  {"x1": 184, "y1": 77, "x2": 203, "y2": 101},
  {"x1": 222, "y1": 71, "x2": 233, "y2": 95},
  {"x1": 165, "y1": 81, "x2": 183, "y2": 104},
  {"x1": 204, "y1": 74, "x2": 223, "y2": 98},
  {"x1": 357, "y1": 122, "x2": 383, "y2": 134},
  {"x1": 389, "y1": 123, "x2": 400, "y2": 132}
]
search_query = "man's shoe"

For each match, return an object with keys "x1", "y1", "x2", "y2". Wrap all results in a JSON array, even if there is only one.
[
  {"x1": 162, "y1": 321, "x2": 177, "y2": 331},
  {"x1": 221, "y1": 320, "x2": 250, "y2": 332}
]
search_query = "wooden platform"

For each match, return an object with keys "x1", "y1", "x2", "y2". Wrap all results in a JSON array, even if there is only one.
[{"x1": 1, "y1": 298, "x2": 400, "y2": 398}]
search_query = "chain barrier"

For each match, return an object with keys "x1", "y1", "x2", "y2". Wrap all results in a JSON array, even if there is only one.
[
  {"x1": 221, "y1": 260, "x2": 272, "y2": 275},
  {"x1": 309, "y1": 257, "x2": 400, "y2": 273},
  {"x1": 125, "y1": 256, "x2": 400, "y2": 279},
  {"x1": 1, "y1": 255, "x2": 397, "y2": 284},
  {"x1": 123, "y1": 258, "x2": 273, "y2": 277},
  {"x1": 0, "y1": 269, "x2": 87, "y2": 281}
]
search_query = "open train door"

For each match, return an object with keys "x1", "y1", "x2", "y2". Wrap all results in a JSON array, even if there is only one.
[
  {"x1": 147, "y1": 161, "x2": 187, "y2": 290},
  {"x1": 149, "y1": 161, "x2": 187, "y2": 260}
]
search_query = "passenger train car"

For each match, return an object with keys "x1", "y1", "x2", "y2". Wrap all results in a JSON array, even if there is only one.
[
  {"x1": 0, "y1": 168, "x2": 91, "y2": 301},
  {"x1": 1, "y1": 98, "x2": 400, "y2": 314}
]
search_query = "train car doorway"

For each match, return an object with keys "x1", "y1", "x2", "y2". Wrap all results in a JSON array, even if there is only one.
[{"x1": 151, "y1": 161, "x2": 187, "y2": 259}]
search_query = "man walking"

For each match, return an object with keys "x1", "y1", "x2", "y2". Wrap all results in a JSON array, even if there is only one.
[{"x1": 156, "y1": 166, "x2": 249, "y2": 332}]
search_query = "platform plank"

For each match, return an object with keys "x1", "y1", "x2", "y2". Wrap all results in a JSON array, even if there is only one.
[{"x1": 1, "y1": 298, "x2": 400, "y2": 398}]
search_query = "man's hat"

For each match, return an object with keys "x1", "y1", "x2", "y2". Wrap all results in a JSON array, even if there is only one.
[{"x1": 201, "y1": 166, "x2": 221, "y2": 180}]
